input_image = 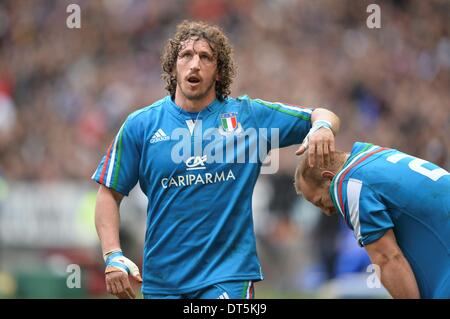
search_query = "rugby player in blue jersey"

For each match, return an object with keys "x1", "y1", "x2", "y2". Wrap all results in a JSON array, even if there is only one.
[
  {"x1": 92, "y1": 21, "x2": 340, "y2": 299},
  {"x1": 295, "y1": 142, "x2": 450, "y2": 298}
]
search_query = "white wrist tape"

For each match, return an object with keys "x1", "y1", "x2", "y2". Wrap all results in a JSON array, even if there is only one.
[
  {"x1": 104, "y1": 250, "x2": 140, "y2": 277},
  {"x1": 301, "y1": 120, "x2": 332, "y2": 148}
]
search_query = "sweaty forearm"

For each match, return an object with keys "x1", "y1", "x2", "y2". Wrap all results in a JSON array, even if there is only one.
[
  {"x1": 375, "y1": 254, "x2": 420, "y2": 299},
  {"x1": 95, "y1": 187, "x2": 122, "y2": 255},
  {"x1": 311, "y1": 108, "x2": 340, "y2": 135}
]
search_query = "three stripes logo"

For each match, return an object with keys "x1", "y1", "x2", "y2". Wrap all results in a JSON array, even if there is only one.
[
  {"x1": 150, "y1": 129, "x2": 170, "y2": 144},
  {"x1": 217, "y1": 292, "x2": 230, "y2": 299}
]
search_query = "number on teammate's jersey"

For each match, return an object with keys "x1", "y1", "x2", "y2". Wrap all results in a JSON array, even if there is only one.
[{"x1": 386, "y1": 153, "x2": 450, "y2": 182}]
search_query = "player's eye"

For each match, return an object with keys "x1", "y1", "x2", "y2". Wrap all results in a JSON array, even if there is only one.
[
  {"x1": 206, "y1": 55, "x2": 217, "y2": 64},
  {"x1": 200, "y1": 53, "x2": 212, "y2": 61},
  {"x1": 179, "y1": 52, "x2": 193, "y2": 60}
]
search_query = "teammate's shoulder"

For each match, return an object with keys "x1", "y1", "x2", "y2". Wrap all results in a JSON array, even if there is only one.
[
  {"x1": 348, "y1": 142, "x2": 385, "y2": 164},
  {"x1": 339, "y1": 142, "x2": 387, "y2": 183},
  {"x1": 126, "y1": 97, "x2": 168, "y2": 121},
  {"x1": 351, "y1": 141, "x2": 376, "y2": 153}
]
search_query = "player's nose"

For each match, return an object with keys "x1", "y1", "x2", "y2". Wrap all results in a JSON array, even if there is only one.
[{"x1": 189, "y1": 55, "x2": 201, "y2": 71}]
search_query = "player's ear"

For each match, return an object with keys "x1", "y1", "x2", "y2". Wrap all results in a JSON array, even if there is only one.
[{"x1": 322, "y1": 170, "x2": 335, "y2": 180}]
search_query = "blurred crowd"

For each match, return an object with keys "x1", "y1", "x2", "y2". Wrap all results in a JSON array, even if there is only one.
[
  {"x1": 0, "y1": 0, "x2": 449, "y2": 297},
  {"x1": 0, "y1": 0, "x2": 449, "y2": 181}
]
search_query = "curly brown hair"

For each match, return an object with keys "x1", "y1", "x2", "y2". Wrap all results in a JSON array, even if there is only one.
[{"x1": 161, "y1": 20, "x2": 236, "y2": 101}]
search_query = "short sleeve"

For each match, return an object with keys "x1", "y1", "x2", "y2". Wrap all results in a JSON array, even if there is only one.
[
  {"x1": 245, "y1": 97, "x2": 313, "y2": 148},
  {"x1": 345, "y1": 178, "x2": 394, "y2": 246},
  {"x1": 91, "y1": 116, "x2": 141, "y2": 196}
]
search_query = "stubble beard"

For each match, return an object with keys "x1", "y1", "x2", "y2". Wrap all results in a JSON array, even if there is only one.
[{"x1": 177, "y1": 75, "x2": 216, "y2": 101}]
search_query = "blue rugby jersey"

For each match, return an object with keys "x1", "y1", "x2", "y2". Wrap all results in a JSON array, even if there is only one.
[
  {"x1": 330, "y1": 142, "x2": 450, "y2": 298},
  {"x1": 92, "y1": 95, "x2": 313, "y2": 294}
]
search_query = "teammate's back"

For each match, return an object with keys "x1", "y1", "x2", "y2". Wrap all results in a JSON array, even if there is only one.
[{"x1": 348, "y1": 143, "x2": 450, "y2": 298}]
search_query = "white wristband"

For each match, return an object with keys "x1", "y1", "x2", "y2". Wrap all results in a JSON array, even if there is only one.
[
  {"x1": 301, "y1": 120, "x2": 332, "y2": 149},
  {"x1": 311, "y1": 120, "x2": 332, "y2": 132}
]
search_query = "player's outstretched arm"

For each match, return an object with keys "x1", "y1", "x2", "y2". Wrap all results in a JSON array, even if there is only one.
[
  {"x1": 365, "y1": 229, "x2": 420, "y2": 299},
  {"x1": 95, "y1": 185, "x2": 142, "y2": 299},
  {"x1": 296, "y1": 108, "x2": 340, "y2": 168}
]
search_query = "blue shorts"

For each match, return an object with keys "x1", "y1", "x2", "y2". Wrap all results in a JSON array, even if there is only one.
[{"x1": 143, "y1": 280, "x2": 255, "y2": 299}]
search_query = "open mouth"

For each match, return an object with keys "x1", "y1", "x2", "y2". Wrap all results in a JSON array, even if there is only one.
[{"x1": 187, "y1": 75, "x2": 201, "y2": 84}]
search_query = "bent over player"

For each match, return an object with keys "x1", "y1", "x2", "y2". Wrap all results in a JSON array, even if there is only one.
[{"x1": 295, "y1": 142, "x2": 450, "y2": 298}]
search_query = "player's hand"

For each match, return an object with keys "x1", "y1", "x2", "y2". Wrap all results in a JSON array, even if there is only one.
[
  {"x1": 296, "y1": 120, "x2": 335, "y2": 168},
  {"x1": 104, "y1": 250, "x2": 143, "y2": 299}
]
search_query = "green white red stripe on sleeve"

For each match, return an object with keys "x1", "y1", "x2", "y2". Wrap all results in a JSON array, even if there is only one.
[{"x1": 92, "y1": 122, "x2": 126, "y2": 189}]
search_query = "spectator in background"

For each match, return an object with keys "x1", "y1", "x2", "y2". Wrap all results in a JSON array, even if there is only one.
[
  {"x1": 0, "y1": 79, "x2": 16, "y2": 149},
  {"x1": 0, "y1": 0, "x2": 448, "y2": 181}
]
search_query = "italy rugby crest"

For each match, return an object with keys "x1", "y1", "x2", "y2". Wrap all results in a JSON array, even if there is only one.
[{"x1": 219, "y1": 112, "x2": 243, "y2": 136}]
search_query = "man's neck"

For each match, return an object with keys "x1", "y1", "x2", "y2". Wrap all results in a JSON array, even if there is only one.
[
  {"x1": 174, "y1": 91, "x2": 216, "y2": 113},
  {"x1": 335, "y1": 153, "x2": 351, "y2": 174}
]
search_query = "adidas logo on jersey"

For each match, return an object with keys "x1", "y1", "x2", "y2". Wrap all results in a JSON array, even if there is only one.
[
  {"x1": 217, "y1": 292, "x2": 230, "y2": 299},
  {"x1": 150, "y1": 129, "x2": 170, "y2": 144}
]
